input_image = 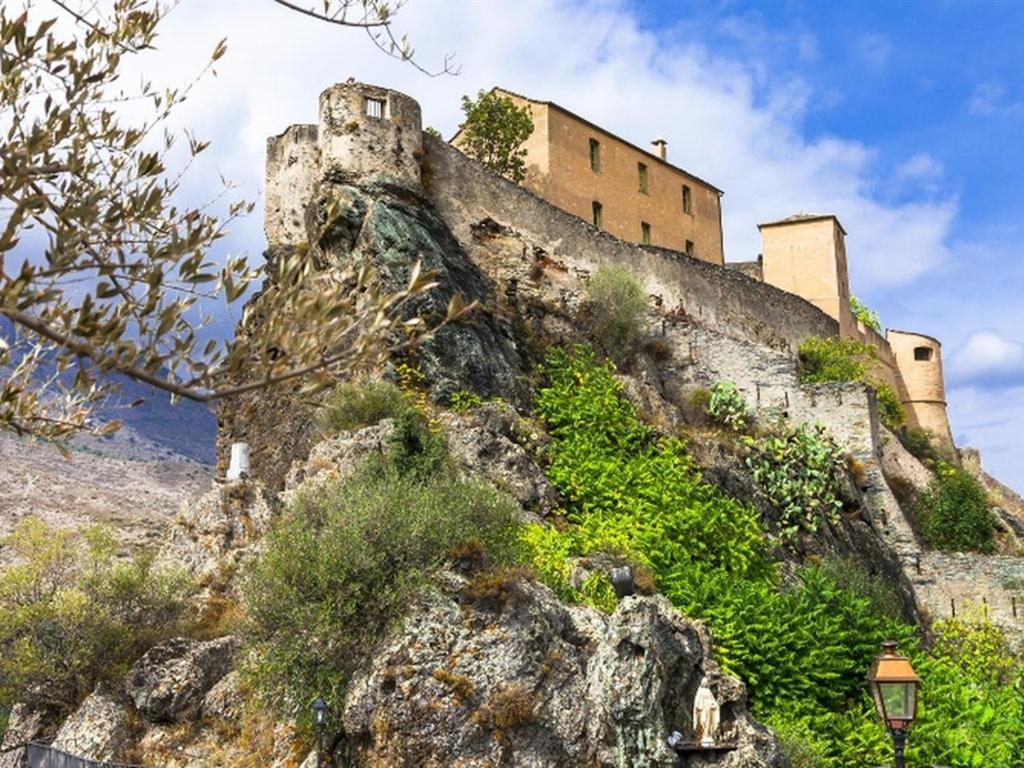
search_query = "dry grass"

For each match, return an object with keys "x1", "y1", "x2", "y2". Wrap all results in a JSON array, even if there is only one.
[{"x1": 473, "y1": 683, "x2": 538, "y2": 731}]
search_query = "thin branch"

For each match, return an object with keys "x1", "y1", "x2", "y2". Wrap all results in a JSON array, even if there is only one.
[{"x1": 271, "y1": 0, "x2": 390, "y2": 27}]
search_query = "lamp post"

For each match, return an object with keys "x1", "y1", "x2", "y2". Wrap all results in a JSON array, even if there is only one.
[
  {"x1": 867, "y1": 641, "x2": 921, "y2": 768},
  {"x1": 313, "y1": 697, "x2": 327, "y2": 768}
]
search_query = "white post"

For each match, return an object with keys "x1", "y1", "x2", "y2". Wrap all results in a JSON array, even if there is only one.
[{"x1": 226, "y1": 442, "x2": 251, "y2": 481}]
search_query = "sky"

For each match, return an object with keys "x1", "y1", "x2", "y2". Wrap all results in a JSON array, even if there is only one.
[{"x1": 110, "y1": 0, "x2": 1023, "y2": 490}]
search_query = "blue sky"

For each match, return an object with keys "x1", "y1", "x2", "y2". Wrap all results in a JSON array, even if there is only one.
[{"x1": 118, "y1": 0, "x2": 1022, "y2": 490}]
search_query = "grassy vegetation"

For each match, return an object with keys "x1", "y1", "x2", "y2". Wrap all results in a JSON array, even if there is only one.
[
  {"x1": 319, "y1": 378, "x2": 408, "y2": 433},
  {"x1": 584, "y1": 265, "x2": 647, "y2": 366},
  {"x1": 0, "y1": 520, "x2": 188, "y2": 731},
  {"x1": 914, "y1": 463, "x2": 996, "y2": 553},
  {"x1": 241, "y1": 409, "x2": 522, "y2": 724},
  {"x1": 522, "y1": 345, "x2": 1024, "y2": 767}
]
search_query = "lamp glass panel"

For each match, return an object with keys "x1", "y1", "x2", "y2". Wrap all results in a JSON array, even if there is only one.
[{"x1": 879, "y1": 682, "x2": 915, "y2": 720}]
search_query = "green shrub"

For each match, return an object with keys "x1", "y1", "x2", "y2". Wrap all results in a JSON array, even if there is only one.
[
  {"x1": 707, "y1": 382, "x2": 750, "y2": 431},
  {"x1": 241, "y1": 458, "x2": 521, "y2": 722},
  {"x1": 798, "y1": 336, "x2": 876, "y2": 384},
  {"x1": 0, "y1": 519, "x2": 187, "y2": 729},
  {"x1": 525, "y1": 346, "x2": 1024, "y2": 767},
  {"x1": 450, "y1": 390, "x2": 484, "y2": 413},
  {"x1": 874, "y1": 384, "x2": 906, "y2": 432},
  {"x1": 798, "y1": 336, "x2": 905, "y2": 429},
  {"x1": 585, "y1": 265, "x2": 647, "y2": 366},
  {"x1": 320, "y1": 379, "x2": 408, "y2": 433},
  {"x1": 899, "y1": 426, "x2": 943, "y2": 465},
  {"x1": 741, "y1": 423, "x2": 846, "y2": 539},
  {"x1": 849, "y1": 295, "x2": 881, "y2": 332},
  {"x1": 387, "y1": 408, "x2": 447, "y2": 480},
  {"x1": 534, "y1": 346, "x2": 772, "y2": 581},
  {"x1": 914, "y1": 463, "x2": 995, "y2": 553},
  {"x1": 458, "y1": 89, "x2": 534, "y2": 182}
]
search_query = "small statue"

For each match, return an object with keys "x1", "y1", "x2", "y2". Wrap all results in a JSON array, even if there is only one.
[{"x1": 692, "y1": 677, "x2": 720, "y2": 748}]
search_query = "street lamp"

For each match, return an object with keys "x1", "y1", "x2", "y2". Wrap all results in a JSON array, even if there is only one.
[
  {"x1": 313, "y1": 697, "x2": 327, "y2": 768},
  {"x1": 867, "y1": 641, "x2": 921, "y2": 768}
]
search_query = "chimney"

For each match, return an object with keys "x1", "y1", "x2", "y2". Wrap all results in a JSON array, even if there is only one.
[{"x1": 651, "y1": 138, "x2": 667, "y2": 160}]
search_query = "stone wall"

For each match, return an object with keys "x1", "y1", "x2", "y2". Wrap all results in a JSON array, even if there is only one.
[
  {"x1": 912, "y1": 552, "x2": 1024, "y2": 643},
  {"x1": 422, "y1": 134, "x2": 838, "y2": 353}
]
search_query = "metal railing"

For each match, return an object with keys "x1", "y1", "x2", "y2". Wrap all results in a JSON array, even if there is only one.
[{"x1": 26, "y1": 743, "x2": 144, "y2": 768}]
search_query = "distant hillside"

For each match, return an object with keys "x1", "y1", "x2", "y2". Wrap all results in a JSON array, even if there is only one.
[{"x1": 1, "y1": 317, "x2": 217, "y2": 464}]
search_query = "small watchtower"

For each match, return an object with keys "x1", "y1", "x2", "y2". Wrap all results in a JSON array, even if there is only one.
[{"x1": 264, "y1": 81, "x2": 423, "y2": 247}]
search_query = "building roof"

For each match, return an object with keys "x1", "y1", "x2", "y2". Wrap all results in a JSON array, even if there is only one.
[
  {"x1": 757, "y1": 213, "x2": 848, "y2": 235},
  {"x1": 450, "y1": 87, "x2": 725, "y2": 195}
]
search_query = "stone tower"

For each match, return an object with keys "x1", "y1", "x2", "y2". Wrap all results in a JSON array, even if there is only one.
[
  {"x1": 264, "y1": 81, "x2": 423, "y2": 247},
  {"x1": 887, "y1": 330, "x2": 954, "y2": 448},
  {"x1": 758, "y1": 214, "x2": 856, "y2": 336}
]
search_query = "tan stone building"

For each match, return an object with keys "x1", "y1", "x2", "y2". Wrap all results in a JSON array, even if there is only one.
[
  {"x1": 452, "y1": 88, "x2": 724, "y2": 265},
  {"x1": 757, "y1": 213, "x2": 955, "y2": 448}
]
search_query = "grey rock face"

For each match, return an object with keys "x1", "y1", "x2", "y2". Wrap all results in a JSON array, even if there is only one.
[
  {"x1": 440, "y1": 403, "x2": 557, "y2": 518},
  {"x1": 0, "y1": 704, "x2": 48, "y2": 768},
  {"x1": 51, "y1": 688, "x2": 132, "y2": 763},
  {"x1": 342, "y1": 572, "x2": 785, "y2": 768},
  {"x1": 160, "y1": 480, "x2": 274, "y2": 586},
  {"x1": 125, "y1": 636, "x2": 238, "y2": 723}
]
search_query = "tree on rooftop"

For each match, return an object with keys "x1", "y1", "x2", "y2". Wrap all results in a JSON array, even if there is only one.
[
  {"x1": 457, "y1": 90, "x2": 535, "y2": 183},
  {"x1": 0, "y1": 0, "x2": 470, "y2": 445}
]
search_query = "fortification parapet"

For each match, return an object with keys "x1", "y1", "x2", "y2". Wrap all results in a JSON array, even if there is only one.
[
  {"x1": 318, "y1": 82, "x2": 422, "y2": 188},
  {"x1": 887, "y1": 329, "x2": 954, "y2": 446}
]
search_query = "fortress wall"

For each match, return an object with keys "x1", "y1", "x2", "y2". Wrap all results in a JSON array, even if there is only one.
[
  {"x1": 265, "y1": 124, "x2": 319, "y2": 246},
  {"x1": 913, "y1": 553, "x2": 1024, "y2": 643},
  {"x1": 422, "y1": 134, "x2": 838, "y2": 353}
]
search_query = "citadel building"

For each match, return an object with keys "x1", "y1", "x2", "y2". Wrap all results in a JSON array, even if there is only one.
[
  {"x1": 257, "y1": 80, "x2": 1024, "y2": 642},
  {"x1": 451, "y1": 88, "x2": 725, "y2": 265},
  {"x1": 450, "y1": 86, "x2": 953, "y2": 449}
]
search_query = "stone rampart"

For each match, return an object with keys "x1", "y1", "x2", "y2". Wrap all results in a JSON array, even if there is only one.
[{"x1": 421, "y1": 134, "x2": 838, "y2": 353}]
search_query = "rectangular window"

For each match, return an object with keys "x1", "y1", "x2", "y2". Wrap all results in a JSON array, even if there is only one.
[
  {"x1": 589, "y1": 139, "x2": 601, "y2": 172},
  {"x1": 685, "y1": 240, "x2": 694, "y2": 257},
  {"x1": 365, "y1": 97, "x2": 385, "y2": 119},
  {"x1": 914, "y1": 346, "x2": 933, "y2": 361},
  {"x1": 638, "y1": 162, "x2": 648, "y2": 194},
  {"x1": 641, "y1": 222, "x2": 651, "y2": 244},
  {"x1": 682, "y1": 185, "x2": 692, "y2": 214},
  {"x1": 592, "y1": 201, "x2": 603, "y2": 229}
]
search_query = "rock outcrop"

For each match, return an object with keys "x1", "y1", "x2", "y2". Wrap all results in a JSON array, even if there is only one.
[
  {"x1": 51, "y1": 687, "x2": 133, "y2": 763},
  {"x1": 125, "y1": 636, "x2": 238, "y2": 723},
  {"x1": 342, "y1": 570, "x2": 785, "y2": 768}
]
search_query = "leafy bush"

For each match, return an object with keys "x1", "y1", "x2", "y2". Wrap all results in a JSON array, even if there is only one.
[
  {"x1": 849, "y1": 295, "x2": 881, "y2": 332},
  {"x1": 319, "y1": 379, "x2": 408, "y2": 433},
  {"x1": 914, "y1": 463, "x2": 995, "y2": 553},
  {"x1": 707, "y1": 382, "x2": 750, "y2": 431},
  {"x1": 798, "y1": 336, "x2": 905, "y2": 429},
  {"x1": 742, "y1": 423, "x2": 846, "y2": 539},
  {"x1": 534, "y1": 346, "x2": 772, "y2": 581},
  {"x1": 873, "y1": 383, "x2": 906, "y2": 432},
  {"x1": 387, "y1": 408, "x2": 447, "y2": 480},
  {"x1": 899, "y1": 426, "x2": 943, "y2": 465},
  {"x1": 241, "y1": 457, "x2": 521, "y2": 722},
  {"x1": 450, "y1": 390, "x2": 484, "y2": 413},
  {"x1": 0, "y1": 519, "x2": 187, "y2": 728},
  {"x1": 584, "y1": 265, "x2": 648, "y2": 366},
  {"x1": 798, "y1": 336, "x2": 876, "y2": 384}
]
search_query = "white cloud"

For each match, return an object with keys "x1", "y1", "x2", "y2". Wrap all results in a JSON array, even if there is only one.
[
  {"x1": 968, "y1": 81, "x2": 1024, "y2": 116},
  {"x1": 949, "y1": 331, "x2": 1024, "y2": 385},
  {"x1": 894, "y1": 152, "x2": 943, "y2": 183}
]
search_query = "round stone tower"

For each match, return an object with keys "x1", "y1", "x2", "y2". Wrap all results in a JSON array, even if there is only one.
[
  {"x1": 317, "y1": 81, "x2": 423, "y2": 189},
  {"x1": 887, "y1": 329, "x2": 954, "y2": 447}
]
